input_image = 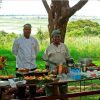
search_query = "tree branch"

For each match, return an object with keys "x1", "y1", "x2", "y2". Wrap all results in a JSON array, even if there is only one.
[
  {"x1": 42, "y1": 0, "x2": 53, "y2": 21},
  {"x1": 58, "y1": 0, "x2": 70, "y2": 24},
  {"x1": 69, "y1": 0, "x2": 88, "y2": 17},
  {"x1": 42, "y1": 0, "x2": 51, "y2": 14}
]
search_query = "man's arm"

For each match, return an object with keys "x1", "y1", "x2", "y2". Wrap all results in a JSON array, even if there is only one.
[
  {"x1": 12, "y1": 39, "x2": 19, "y2": 56},
  {"x1": 34, "y1": 40, "x2": 39, "y2": 56}
]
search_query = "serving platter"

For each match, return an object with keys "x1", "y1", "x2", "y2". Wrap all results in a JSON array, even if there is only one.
[
  {"x1": 0, "y1": 81, "x2": 10, "y2": 86},
  {"x1": 0, "y1": 75, "x2": 14, "y2": 80},
  {"x1": 33, "y1": 69, "x2": 49, "y2": 76}
]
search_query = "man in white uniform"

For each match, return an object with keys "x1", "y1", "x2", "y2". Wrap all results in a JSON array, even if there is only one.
[
  {"x1": 12, "y1": 24, "x2": 39, "y2": 70},
  {"x1": 43, "y1": 29, "x2": 70, "y2": 98},
  {"x1": 43, "y1": 29, "x2": 70, "y2": 72}
]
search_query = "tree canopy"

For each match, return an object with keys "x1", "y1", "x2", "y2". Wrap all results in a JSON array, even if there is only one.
[
  {"x1": 67, "y1": 20, "x2": 100, "y2": 36},
  {"x1": 42, "y1": 0, "x2": 88, "y2": 42}
]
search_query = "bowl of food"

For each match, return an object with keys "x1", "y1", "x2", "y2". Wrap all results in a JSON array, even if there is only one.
[
  {"x1": 0, "y1": 56, "x2": 6, "y2": 63},
  {"x1": 0, "y1": 75, "x2": 14, "y2": 80},
  {"x1": 24, "y1": 76, "x2": 37, "y2": 84},
  {"x1": 33, "y1": 69, "x2": 48, "y2": 76}
]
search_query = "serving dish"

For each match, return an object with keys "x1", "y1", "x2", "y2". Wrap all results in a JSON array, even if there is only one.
[{"x1": 0, "y1": 81, "x2": 10, "y2": 86}]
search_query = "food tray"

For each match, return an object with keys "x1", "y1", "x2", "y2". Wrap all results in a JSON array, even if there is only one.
[
  {"x1": 0, "y1": 75, "x2": 14, "y2": 80},
  {"x1": 33, "y1": 71, "x2": 48, "y2": 76}
]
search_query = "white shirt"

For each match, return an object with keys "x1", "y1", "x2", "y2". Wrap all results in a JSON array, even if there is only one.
[
  {"x1": 12, "y1": 36, "x2": 39, "y2": 69},
  {"x1": 43, "y1": 43, "x2": 70, "y2": 71}
]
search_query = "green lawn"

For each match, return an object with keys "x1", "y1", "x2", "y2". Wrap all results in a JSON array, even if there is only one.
[{"x1": 0, "y1": 36, "x2": 100, "y2": 75}]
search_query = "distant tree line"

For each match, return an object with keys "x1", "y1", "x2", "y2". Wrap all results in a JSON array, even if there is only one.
[
  {"x1": 35, "y1": 20, "x2": 100, "y2": 44},
  {"x1": 0, "y1": 19, "x2": 100, "y2": 47}
]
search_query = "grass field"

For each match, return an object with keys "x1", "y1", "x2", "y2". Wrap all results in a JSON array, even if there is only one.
[
  {"x1": 0, "y1": 36, "x2": 100, "y2": 75},
  {"x1": 65, "y1": 36, "x2": 100, "y2": 64}
]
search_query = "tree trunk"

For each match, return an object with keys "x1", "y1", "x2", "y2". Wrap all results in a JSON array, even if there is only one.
[{"x1": 42, "y1": 0, "x2": 88, "y2": 43}]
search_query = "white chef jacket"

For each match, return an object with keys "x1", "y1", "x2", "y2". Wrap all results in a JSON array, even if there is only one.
[
  {"x1": 43, "y1": 43, "x2": 70, "y2": 71},
  {"x1": 12, "y1": 36, "x2": 39, "y2": 69}
]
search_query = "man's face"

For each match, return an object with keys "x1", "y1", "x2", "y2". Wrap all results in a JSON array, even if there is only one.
[
  {"x1": 23, "y1": 27, "x2": 31, "y2": 38},
  {"x1": 52, "y1": 35, "x2": 61, "y2": 44}
]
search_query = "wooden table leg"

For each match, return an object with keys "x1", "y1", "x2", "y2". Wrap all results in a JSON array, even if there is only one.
[{"x1": 52, "y1": 84, "x2": 60, "y2": 96}]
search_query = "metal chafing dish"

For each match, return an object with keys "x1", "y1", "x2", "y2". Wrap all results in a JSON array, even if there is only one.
[
  {"x1": 79, "y1": 58, "x2": 92, "y2": 66},
  {"x1": 0, "y1": 81, "x2": 10, "y2": 86}
]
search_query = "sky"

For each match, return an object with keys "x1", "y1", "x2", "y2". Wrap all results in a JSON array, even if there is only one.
[{"x1": 0, "y1": 0, "x2": 100, "y2": 16}]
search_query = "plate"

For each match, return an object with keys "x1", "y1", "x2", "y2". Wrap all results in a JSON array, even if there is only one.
[
  {"x1": 0, "y1": 81, "x2": 10, "y2": 86},
  {"x1": 0, "y1": 75, "x2": 14, "y2": 79}
]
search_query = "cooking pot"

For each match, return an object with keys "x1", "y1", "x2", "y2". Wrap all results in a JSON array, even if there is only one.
[{"x1": 79, "y1": 58, "x2": 92, "y2": 66}]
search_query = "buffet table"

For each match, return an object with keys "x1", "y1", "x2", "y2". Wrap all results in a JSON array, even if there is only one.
[
  {"x1": 45, "y1": 76, "x2": 100, "y2": 99},
  {"x1": 23, "y1": 76, "x2": 100, "y2": 100},
  {"x1": 0, "y1": 68, "x2": 100, "y2": 100}
]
